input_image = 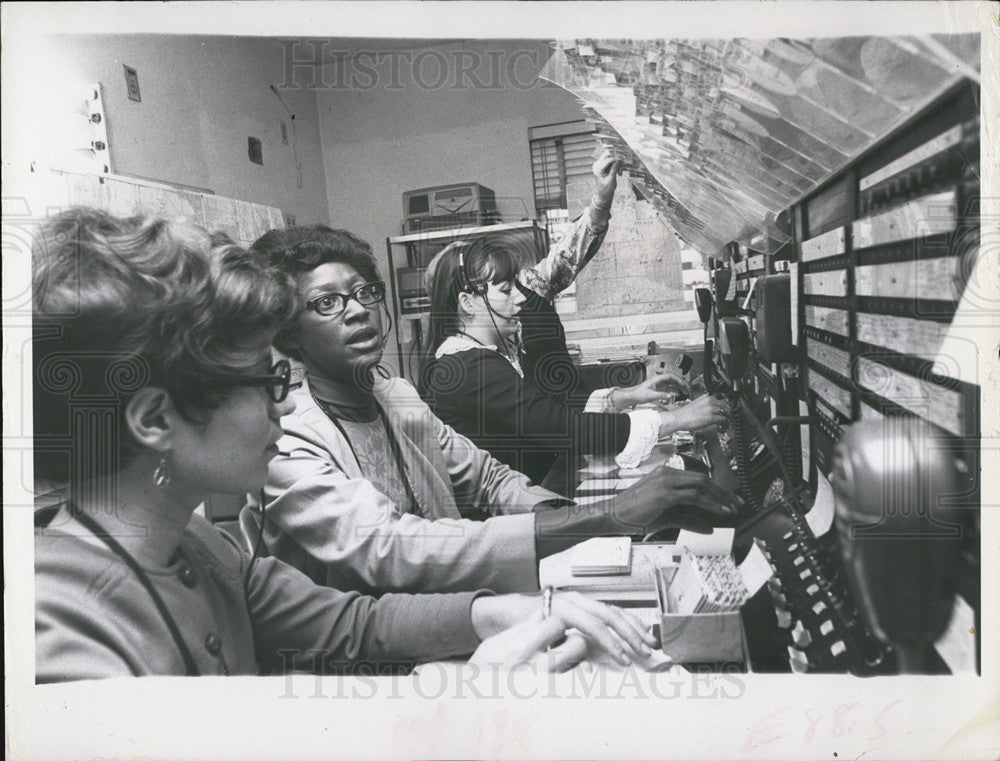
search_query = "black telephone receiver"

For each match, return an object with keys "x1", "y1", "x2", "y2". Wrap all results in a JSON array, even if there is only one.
[
  {"x1": 830, "y1": 417, "x2": 963, "y2": 673},
  {"x1": 694, "y1": 287, "x2": 713, "y2": 324},
  {"x1": 718, "y1": 318, "x2": 748, "y2": 385},
  {"x1": 694, "y1": 288, "x2": 714, "y2": 390}
]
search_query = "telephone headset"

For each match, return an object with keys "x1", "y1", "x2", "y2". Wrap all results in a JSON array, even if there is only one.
[
  {"x1": 456, "y1": 246, "x2": 488, "y2": 296},
  {"x1": 374, "y1": 298, "x2": 394, "y2": 349},
  {"x1": 455, "y1": 245, "x2": 520, "y2": 360}
]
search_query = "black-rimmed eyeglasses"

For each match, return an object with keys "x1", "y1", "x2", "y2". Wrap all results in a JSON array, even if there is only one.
[
  {"x1": 204, "y1": 359, "x2": 292, "y2": 403},
  {"x1": 305, "y1": 281, "x2": 386, "y2": 317}
]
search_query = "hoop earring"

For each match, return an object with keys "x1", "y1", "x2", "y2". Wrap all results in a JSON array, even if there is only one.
[{"x1": 153, "y1": 455, "x2": 172, "y2": 489}]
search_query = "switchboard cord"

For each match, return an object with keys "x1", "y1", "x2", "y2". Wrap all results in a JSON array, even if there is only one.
[{"x1": 728, "y1": 394, "x2": 761, "y2": 514}]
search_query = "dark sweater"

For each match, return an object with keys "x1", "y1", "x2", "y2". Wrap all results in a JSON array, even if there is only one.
[
  {"x1": 422, "y1": 346, "x2": 630, "y2": 496},
  {"x1": 516, "y1": 288, "x2": 596, "y2": 408}
]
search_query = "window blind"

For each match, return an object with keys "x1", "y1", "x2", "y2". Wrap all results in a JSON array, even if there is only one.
[{"x1": 529, "y1": 124, "x2": 597, "y2": 212}]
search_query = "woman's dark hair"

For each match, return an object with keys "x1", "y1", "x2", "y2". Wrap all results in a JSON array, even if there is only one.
[
  {"x1": 32, "y1": 207, "x2": 297, "y2": 483},
  {"x1": 425, "y1": 238, "x2": 520, "y2": 357},
  {"x1": 250, "y1": 225, "x2": 381, "y2": 360}
]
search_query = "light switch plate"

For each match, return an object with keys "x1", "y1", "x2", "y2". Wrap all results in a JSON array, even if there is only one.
[{"x1": 123, "y1": 65, "x2": 141, "y2": 102}]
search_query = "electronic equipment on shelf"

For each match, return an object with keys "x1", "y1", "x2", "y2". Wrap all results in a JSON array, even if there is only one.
[
  {"x1": 403, "y1": 183, "x2": 500, "y2": 233},
  {"x1": 394, "y1": 266, "x2": 430, "y2": 315}
]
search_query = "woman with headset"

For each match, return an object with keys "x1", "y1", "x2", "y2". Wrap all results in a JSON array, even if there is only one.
[
  {"x1": 242, "y1": 222, "x2": 736, "y2": 599},
  {"x1": 421, "y1": 149, "x2": 728, "y2": 497},
  {"x1": 32, "y1": 207, "x2": 660, "y2": 681}
]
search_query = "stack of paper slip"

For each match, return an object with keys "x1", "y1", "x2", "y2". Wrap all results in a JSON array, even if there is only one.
[
  {"x1": 666, "y1": 549, "x2": 750, "y2": 615},
  {"x1": 570, "y1": 537, "x2": 633, "y2": 576}
]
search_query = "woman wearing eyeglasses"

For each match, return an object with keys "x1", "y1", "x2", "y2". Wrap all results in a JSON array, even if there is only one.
[
  {"x1": 245, "y1": 225, "x2": 737, "y2": 599},
  {"x1": 32, "y1": 208, "x2": 658, "y2": 681}
]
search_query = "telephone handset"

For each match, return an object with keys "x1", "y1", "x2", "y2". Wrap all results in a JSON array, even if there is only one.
[
  {"x1": 694, "y1": 287, "x2": 714, "y2": 392},
  {"x1": 718, "y1": 317, "x2": 748, "y2": 384},
  {"x1": 830, "y1": 417, "x2": 963, "y2": 674}
]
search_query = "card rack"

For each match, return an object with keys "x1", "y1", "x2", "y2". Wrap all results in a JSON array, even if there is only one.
[
  {"x1": 789, "y1": 80, "x2": 982, "y2": 672},
  {"x1": 792, "y1": 79, "x2": 980, "y2": 486},
  {"x1": 708, "y1": 78, "x2": 981, "y2": 675}
]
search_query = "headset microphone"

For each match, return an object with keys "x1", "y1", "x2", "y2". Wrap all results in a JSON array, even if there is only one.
[
  {"x1": 456, "y1": 246, "x2": 520, "y2": 360},
  {"x1": 377, "y1": 300, "x2": 394, "y2": 347}
]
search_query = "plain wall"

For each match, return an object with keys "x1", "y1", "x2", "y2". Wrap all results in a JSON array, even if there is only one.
[
  {"x1": 314, "y1": 40, "x2": 582, "y2": 263},
  {"x1": 6, "y1": 34, "x2": 330, "y2": 225}
]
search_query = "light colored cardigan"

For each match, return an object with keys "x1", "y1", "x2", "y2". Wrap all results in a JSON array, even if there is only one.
[{"x1": 242, "y1": 376, "x2": 561, "y2": 595}]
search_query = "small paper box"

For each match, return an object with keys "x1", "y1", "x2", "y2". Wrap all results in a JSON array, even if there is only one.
[{"x1": 654, "y1": 565, "x2": 748, "y2": 663}]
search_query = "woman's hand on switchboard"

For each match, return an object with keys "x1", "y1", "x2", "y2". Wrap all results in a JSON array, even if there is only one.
[
  {"x1": 611, "y1": 373, "x2": 691, "y2": 410},
  {"x1": 469, "y1": 591, "x2": 655, "y2": 670},
  {"x1": 657, "y1": 394, "x2": 729, "y2": 438},
  {"x1": 615, "y1": 466, "x2": 740, "y2": 535}
]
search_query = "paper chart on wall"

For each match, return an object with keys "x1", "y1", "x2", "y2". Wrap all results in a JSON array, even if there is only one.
[
  {"x1": 251, "y1": 203, "x2": 273, "y2": 240},
  {"x1": 201, "y1": 195, "x2": 240, "y2": 240},
  {"x1": 37, "y1": 169, "x2": 285, "y2": 248}
]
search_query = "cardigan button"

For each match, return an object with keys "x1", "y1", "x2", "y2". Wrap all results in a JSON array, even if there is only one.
[
  {"x1": 204, "y1": 633, "x2": 223, "y2": 655},
  {"x1": 178, "y1": 566, "x2": 196, "y2": 588}
]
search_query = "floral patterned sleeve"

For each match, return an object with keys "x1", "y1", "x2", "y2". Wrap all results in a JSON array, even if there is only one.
[{"x1": 517, "y1": 207, "x2": 611, "y2": 300}]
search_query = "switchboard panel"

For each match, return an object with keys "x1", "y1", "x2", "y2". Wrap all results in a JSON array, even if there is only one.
[{"x1": 703, "y1": 79, "x2": 980, "y2": 675}]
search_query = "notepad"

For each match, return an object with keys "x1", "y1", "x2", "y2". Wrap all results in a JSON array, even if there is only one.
[
  {"x1": 574, "y1": 478, "x2": 619, "y2": 493},
  {"x1": 570, "y1": 537, "x2": 633, "y2": 576}
]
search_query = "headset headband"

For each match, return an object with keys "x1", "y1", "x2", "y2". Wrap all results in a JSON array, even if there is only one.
[{"x1": 457, "y1": 247, "x2": 487, "y2": 295}]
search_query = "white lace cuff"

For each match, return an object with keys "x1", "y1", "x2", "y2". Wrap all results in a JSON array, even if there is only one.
[
  {"x1": 615, "y1": 409, "x2": 661, "y2": 470},
  {"x1": 585, "y1": 387, "x2": 616, "y2": 413}
]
